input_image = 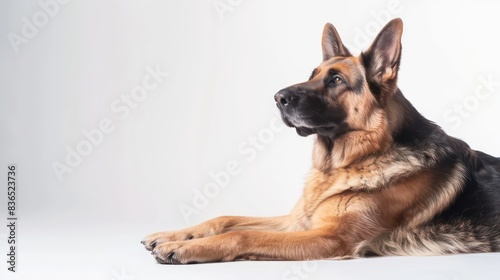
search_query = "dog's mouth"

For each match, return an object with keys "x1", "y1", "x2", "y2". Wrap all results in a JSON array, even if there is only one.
[
  {"x1": 295, "y1": 126, "x2": 338, "y2": 137},
  {"x1": 279, "y1": 112, "x2": 337, "y2": 137},
  {"x1": 295, "y1": 127, "x2": 316, "y2": 136}
]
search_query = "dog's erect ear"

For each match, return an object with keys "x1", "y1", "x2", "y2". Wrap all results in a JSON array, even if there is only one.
[
  {"x1": 363, "y1": 18, "x2": 403, "y2": 95},
  {"x1": 322, "y1": 23, "x2": 351, "y2": 60}
]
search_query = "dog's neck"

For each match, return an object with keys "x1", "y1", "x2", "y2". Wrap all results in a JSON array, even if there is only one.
[
  {"x1": 312, "y1": 118, "x2": 391, "y2": 170},
  {"x1": 312, "y1": 90, "x2": 433, "y2": 171}
]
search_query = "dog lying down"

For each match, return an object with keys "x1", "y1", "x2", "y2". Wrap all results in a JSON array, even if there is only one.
[{"x1": 142, "y1": 18, "x2": 500, "y2": 264}]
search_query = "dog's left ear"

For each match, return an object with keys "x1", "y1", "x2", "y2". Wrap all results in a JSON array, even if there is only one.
[
  {"x1": 322, "y1": 23, "x2": 351, "y2": 60},
  {"x1": 363, "y1": 18, "x2": 403, "y2": 95}
]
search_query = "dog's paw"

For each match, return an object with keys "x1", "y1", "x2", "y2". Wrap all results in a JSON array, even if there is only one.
[
  {"x1": 151, "y1": 241, "x2": 189, "y2": 264},
  {"x1": 141, "y1": 231, "x2": 196, "y2": 251},
  {"x1": 151, "y1": 240, "x2": 235, "y2": 264}
]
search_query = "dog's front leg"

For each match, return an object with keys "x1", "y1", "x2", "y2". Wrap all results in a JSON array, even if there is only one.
[
  {"x1": 152, "y1": 227, "x2": 346, "y2": 264},
  {"x1": 142, "y1": 215, "x2": 295, "y2": 250}
]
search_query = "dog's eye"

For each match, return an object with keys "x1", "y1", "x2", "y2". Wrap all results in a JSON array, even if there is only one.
[{"x1": 328, "y1": 75, "x2": 343, "y2": 86}]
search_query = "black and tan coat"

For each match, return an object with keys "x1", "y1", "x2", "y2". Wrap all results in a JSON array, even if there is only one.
[{"x1": 142, "y1": 18, "x2": 500, "y2": 264}]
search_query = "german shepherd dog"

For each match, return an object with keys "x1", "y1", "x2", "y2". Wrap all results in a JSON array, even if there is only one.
[{"x1": 142, "y1": 18, "x2": 500, "y2": 264}]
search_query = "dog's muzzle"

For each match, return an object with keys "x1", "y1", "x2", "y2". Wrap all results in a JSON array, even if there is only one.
[{"x1": 274, "y1": 89, "x2": 298, "y2": 128}]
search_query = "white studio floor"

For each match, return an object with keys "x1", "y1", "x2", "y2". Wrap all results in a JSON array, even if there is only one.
[{"x1": 2, "y1": 221, "x2": 500, "y2": 280}]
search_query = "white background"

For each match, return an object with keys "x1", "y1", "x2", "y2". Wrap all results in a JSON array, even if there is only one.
[{"x1": 1, "y1": 0, "x2": 500, "y2": 279}]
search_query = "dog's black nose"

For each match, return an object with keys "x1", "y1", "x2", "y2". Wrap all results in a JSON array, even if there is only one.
[{"x1": 275, "y1": 90, "x2": 295, "y2": 107}]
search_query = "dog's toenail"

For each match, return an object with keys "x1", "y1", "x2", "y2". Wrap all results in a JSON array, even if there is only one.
[{"x1": 167, "y1": 252, "x2": 175, "y2": 259}]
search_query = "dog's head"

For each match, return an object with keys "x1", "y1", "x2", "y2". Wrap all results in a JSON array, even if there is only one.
[{"x1": 275, "y1": 18, "x2": 403, "y2": 139}]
